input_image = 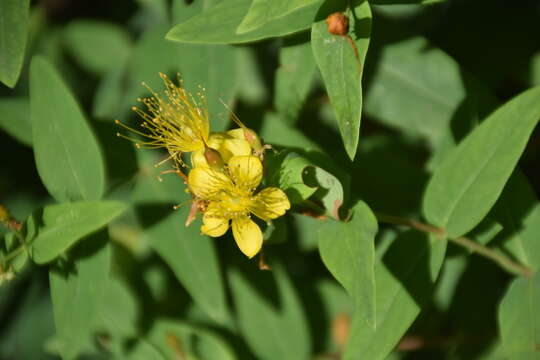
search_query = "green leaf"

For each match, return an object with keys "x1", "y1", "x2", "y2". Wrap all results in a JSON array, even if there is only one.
[
  {"x1": 93, "y1": 68, "x2": 127, "y2": 120},
  {"x1": 364, "y1": 37, "x2": 489, "y2": 149},
  {"x1": 166, "y1": 0, "x2": 323, "y2": 44},
  {"x1": 98, "y1": 276, "x2": 138, "y2": 337},
  {"x1": 228, "y1": 264, "x2": 310, "y2": 360},
  {"x1": 347, "y1": 230, "x2": 444, "y2": 360},
  {"x1": 236, "y1": 47, "x2": 268, "y2": 105},
  {"x1": 498, "y1": 272, "x2": 540, "y2": 359},
  {"x1": 0, "y1": 97, "x2": 32, "y2": 146},
  {"x1": 176, "y1": 43, "x2": 238, "y2": 132},
  {"x1": 260, "y1": 113, "x2": 321, "y2": 151},
  {"x1": 124, "y1": 339, "x2": 166, "y2": 360},
  {"x1": 268, "y1": 152, "x2": 344, "y2": 219},
  {"x1": 63, "y1": 21, "x2": 132, "y2": 74},
  {"x1": 237, "y1": 0, "x2": 320, "y2": 34},
  {"x1": 30, "y1": 201, "x2": 126, "y2": 264},
  {"x1": 493, "y1": 171, "x2": 540, "y2": 271},
  {"x1": 0, "y1": 0, "x2": 29, "y2": 87},
  {"x1": 49, "y1": 234, "x2": 110, "y2": 360},
  {"x1": 146, "y1": 205, "x2": 228, "y2": 324},
  {"x1": 274, "y1": 38, "x2": 317, "y2": 123},
  {"x1": 30, "y1": 56, "x2": 106, "y2": 202},
  {"x1": 423, "y1": 86, "x2": 540, "y2": 238},
  {"x1": 318, "y1": 201, "x2": 377, "y2": 327},
  {"x1": 147, "y1": 320, "x2": 237, "y2": 360},
  {"x1": 311, "y1": 1, "x2": 372, "y2": 160},
  {"x1": 0, "y1": 279, "x2": 55, "y2": 359},
  {"x1": 293, "y1": 213, "x2": 328, "y2": 252}
]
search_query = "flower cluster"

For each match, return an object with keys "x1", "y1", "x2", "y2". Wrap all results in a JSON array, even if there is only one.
[{"x1": 117, "y1": 74, "x2": 290, "y2": 258}]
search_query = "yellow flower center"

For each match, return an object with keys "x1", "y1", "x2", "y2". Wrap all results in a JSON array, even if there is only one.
[{"x1": 214, "y1": 187, "x2": 253, "y2": 218}]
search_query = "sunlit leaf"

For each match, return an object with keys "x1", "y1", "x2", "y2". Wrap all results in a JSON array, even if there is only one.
[
  {"x1": 30, "y1": 56, "x2": 106, "y2": 202},
  {"x1": 166, "y1": 0, "x2": 324, "y2": 44},
  {"x1": 311, "y1": 1, "x2": 372, "y2": 159},
  {"x1": 318, "y1": 201, "x2": 377, "y2": 327},
  {"x1": 423, "y1": 86, "x2": 540, "y2": 238},
  {"x1": 30, "y1": 201, "x2": 126, "y2": 264},
  {"x1": 346, "y1": 230, "x2": 444, "y2": 360},
  {"x1": 237, "y1": 0, "x2": 320, "y2": 34}
]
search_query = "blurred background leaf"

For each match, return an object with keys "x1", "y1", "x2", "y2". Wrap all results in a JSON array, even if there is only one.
[
  {"x1": 0, "y1": 0, "x2": 29, "y2": 87},
  {"x1": 30, "y1": 56, "x2": 105, "y2": 202}
]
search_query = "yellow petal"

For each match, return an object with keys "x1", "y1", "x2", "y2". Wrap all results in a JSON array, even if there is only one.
[
  {"x1": 188, "y1": 167, "x2": 232, "y2": 199},
  {"x1": 221, "y1": 138, "x2": 252, "y2": 162},
  {"x1": 227, "y1": 156, "x2": 262, "y2": 191},
  {"x1": 227, "y1": 128, "x2": 245, "y2": 140},
  {"x1": 207, "y1": 133, "x2": 226, "y2": 149},
  {"x1": 227, "y1": 128, "x2": 263, "y2": 151},
  {"x1": 232, "y1": 216, "x2": 263, "y2": 258},
  {"x1": 201, "y1": 210, "x2": 229, "y2": 237},
  {"x1": 191, "y1": 149, "x2": 208, "y2": 168},
  {"x1": 250, "y1": 187, "x2": 290, "y2": 220}
]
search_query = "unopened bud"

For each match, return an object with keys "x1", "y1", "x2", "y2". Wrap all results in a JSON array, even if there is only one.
[
  {"x1": 204, "y1": 147, "x2": 224, "y2": 170},
  {"x1": 243, "y1": 128, "x2": 263, "y2": 152},
  {"x1": 326, "y1": 12, "x2": 349, "y2": 36}
]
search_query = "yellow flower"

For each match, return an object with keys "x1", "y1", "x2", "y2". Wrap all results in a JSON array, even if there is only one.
[
  {"x1": 116, "y1": 73, "x2": 209, "y2": 163},
  {"x1": 188, "y1": 156, "x2": 290, "y2": 258}
]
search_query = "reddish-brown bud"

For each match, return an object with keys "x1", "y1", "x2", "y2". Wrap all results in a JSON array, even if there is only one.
[
  {"x1": 204, "y1": 147, "x2": 224, "y2": 170},
  {"x1": 326, "y1": 12, "x2": 349, "y2": 36}
]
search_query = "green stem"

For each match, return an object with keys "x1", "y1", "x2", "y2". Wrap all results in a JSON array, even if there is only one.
[
  {"x1": 1, "y1": 229, "x2": 27, "y2": 266},
  {"x1": 375, "y1": 212, "x2": 533, "y2": 278},
  {"x1": 1, "y1": 244, "x2": 26, "y2": 264}
]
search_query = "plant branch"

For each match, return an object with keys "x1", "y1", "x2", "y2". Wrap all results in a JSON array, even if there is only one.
[{"x1": 375, "y1": 212, "x2": 533, "y2": 278}]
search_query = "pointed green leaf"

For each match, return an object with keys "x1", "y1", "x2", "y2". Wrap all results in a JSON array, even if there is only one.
[
  {"x1": 0, "y1": 0, "x2": 29, "y2": 87},
  {"x1": 499, "y1": 272, "x2": 540, "y2": 359},
  {"x1": 228, "y1": 264, "x2": 310, "y2": 360},
  {"x1": 311, "y1": 1, "x2": 371, "y2": 160},
  {"x1": 30, "y1": 201, "x2": 126, "y2": 264},
  {"x1": 166, "y1": 0, "x2": 324, "y2": 44},
  {"x1": 423, "y1": 86, "x2": 540, "y2": 238},
  {"x1": 237, "y1": 0, "x2": 320, "y2": 34},
  {"x1": 50, "y1": 234, "x2": 110, "y2": 360},
  {"x1": 318, "y1": 201, "x2": 377, "y2": 327},
  {"x1": 346, "y1": 230, "x2": 444, "y2": 360},
  {"x1": 0, "y1": 97, "x2": 32, "y2": 146},
  {"x1": 30, "y1": 56, "x2": 106, "y2": 202},
  {"x1": 146, "y1": 206, "x2": 228, "y2": 324}
]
